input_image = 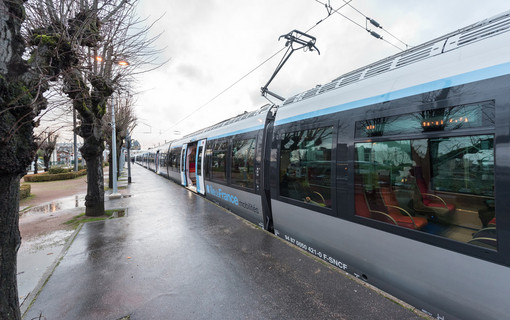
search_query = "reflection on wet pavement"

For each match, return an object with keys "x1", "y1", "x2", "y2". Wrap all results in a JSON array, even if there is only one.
[
  {"x1": 17, "y1": 229, "x2": 75, "y2": 304},
  {"x1": 21, "y1": 195, "x2": 86, "y2": 215}
]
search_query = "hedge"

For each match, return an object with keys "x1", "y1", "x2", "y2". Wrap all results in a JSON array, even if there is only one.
[
  {"x1": 48, "y1": 166, "x2": 86, "y2": 174},
  {"x1": 24, "y1": 169, "x2": 87, "y2": 182},
  {"x1": 20, "y1": 184, "x2": 31, "y2": 199}
]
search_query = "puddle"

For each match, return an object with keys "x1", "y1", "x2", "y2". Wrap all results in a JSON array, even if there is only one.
[
  {"x1": 21, "y1": 195, "x2": 86, "y2": 215},
  {"x1": 21, "y1": 230, "x2": 75, "y2": 253},
  {"x1": 22, "y1": 193, "x2": 133, "y2": 215},
  {"x1": 109, "y1": 208, "x2": 128, "y2": 218},
  {"x1": 17, "y1": 229, "x2": 75, "y2": 304}
]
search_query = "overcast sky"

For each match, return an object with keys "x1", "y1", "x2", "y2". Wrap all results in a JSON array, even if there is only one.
[{"x1": 131, "y1": 0, "x2": 509, "y2": 149}]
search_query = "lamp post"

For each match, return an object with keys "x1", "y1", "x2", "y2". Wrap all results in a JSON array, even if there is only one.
[
  {"x1": 127, "y1": 134, "x2": 132, "y2": 183},
  {"x1": 92, "y1": 55, "x2": 129, "y2": 199},
  {"x1": 73, "y1": 108, "x2": 78, "y2": 171},
  {"x1": 109, "y1": 95, "x2": 122, "y2": 199}
]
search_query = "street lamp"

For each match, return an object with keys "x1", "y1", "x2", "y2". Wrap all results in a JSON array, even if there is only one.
[
  {"x1": 73, "y1": 108, "x2": 78, "y2": 171},
  {"x1": 93, "y1": 55, "x2": 130, "y2": 199},
  {"x1": 109, "y1": 95, "x2": 122, "y2": 199},
  {"x1": 127, "y1": 134, "x2": 132, "y2": 184}
]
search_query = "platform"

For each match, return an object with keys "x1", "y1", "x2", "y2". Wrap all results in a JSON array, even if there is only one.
[{"x1": 23, "y1": 165, "x2": 427, "y2": 320}]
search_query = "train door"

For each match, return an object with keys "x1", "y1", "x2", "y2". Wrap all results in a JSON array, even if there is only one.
[
  {"x1": 195, "y1": 139, "x2": 207, "y2": 195},
  {"x1": 180, "y1": 145, "x2": 187, "y2": 186},
  {"x1": 155, "y1": 151, "x2": 160, "y2": 173},
  {"x1": 185, "y1": 142, "x2": 197, "y2": 190}
]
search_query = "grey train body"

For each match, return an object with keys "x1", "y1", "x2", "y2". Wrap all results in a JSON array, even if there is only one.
[{"x1": 134, "y1": 10, "x2": 510, "y2": 320}]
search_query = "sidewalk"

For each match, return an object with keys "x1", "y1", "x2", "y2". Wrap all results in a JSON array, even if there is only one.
[
  {"x1": 17, "y1": 167, "x2": 127, "y2": 306},
  {"x1": 22, "y1": 165, "x2": 428, "y2": 320}
]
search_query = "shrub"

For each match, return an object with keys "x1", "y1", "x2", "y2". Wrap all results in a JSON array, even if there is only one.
[
  {"x1": 48, "y1": 167, "x2": 71, "y2": 174},
  {"x1": 20, "y1": 184, "x2": 31, "y2": 199},
  {"x1": 24, "y1": 169, "x2": 87, "y2": 182}
]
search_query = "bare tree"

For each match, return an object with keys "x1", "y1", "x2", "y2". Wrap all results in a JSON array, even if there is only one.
[
  {"x1": 33, "y1": 136, "x2": 42, "y2": 174},
  {"x1": 23, "y1": 0, "x2": 164, "y2": 216},
  {"x1": 40, "y1": 132, "x2": 59, "y2": 171},
  {"x1": 0, "y1": 0, "x2": 53, "y2": 317},
  {"x1": 103, "y1": 93, "x2": 137, "y2": 187},
  {"x1": 0, "y1": 0, "x2": 162, "y2": 316},
  {"x1": 31, "y1": 126, "x2": 63, "y2": 173}
]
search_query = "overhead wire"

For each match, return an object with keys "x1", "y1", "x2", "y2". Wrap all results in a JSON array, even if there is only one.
[
  {"x1": 159, "y1": 48, "x2": 286, "y2": 135},
  {"x1": 160, "y1": 0, "x2": 409, "y2": 136},
  {"x1": 313, "y1": 0, "x2": 407, "y2": 51},
  {"x1": 341, "y1": 0, "x2": 410, "y2": 48},
  {"x1": 159, "y1": 1, "x2": 352, "y2": 136}
]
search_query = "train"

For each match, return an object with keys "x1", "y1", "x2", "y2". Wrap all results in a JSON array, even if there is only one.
[{"x1": 134, "y1": 10, "x2": 510, "y2": 320}]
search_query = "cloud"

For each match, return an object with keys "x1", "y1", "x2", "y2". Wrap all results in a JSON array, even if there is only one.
[
  {"x1": 131, "y1": 0, "x2": 510, "y2": 149},
  {"x1": 175, "y1": 63, "x2": 207, "y2": 82}
]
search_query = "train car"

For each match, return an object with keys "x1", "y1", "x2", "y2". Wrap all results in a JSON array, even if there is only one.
[
  {"x1": 269, "y1": 10, "x2": 510, "y2": 320},
  {"x1": 168, "y1": 104, "x2": 275, "y2": 228},
  {"x1": 138, "y1": 151, "x2": 149, "y2": 169},
  {"x1": 132, "y1": 151, "x2": 146, "y2": 166},
  {"x1": 151, "y1": 143, "x2": 171, "y2": 178},
  {"x1": 137, "y1": 11, "x2": 510, "y2": 320},
  {"x1": 166, "y1": 142, "x2": 182, "y2": 183}
]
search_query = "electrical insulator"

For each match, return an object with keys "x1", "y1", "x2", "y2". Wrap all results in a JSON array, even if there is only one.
[
  {"x1": 369, "y1": 30, "x2": 382, "y2": 40},
  {"x1": 367, "y1": 17, "x2": 382, "y2": 29}
]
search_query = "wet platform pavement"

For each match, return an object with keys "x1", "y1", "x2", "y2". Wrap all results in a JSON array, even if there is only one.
[{"x1": 23, "y1": 165, "x2": 427, "y2": 320}]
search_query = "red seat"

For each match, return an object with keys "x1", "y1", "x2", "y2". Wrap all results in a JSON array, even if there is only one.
[
  {"x1": 412, "y1": 167, "x2": 455, "y2": 217},
  {"x1": 355, "y1": 191, "x2": 372, "y2": 218},
  {"x1": 355, "y1": 187, "x2": 423, "y2": 229},
  {"x1": 379, "y1": 186, "x2": 428, "y2": 230}
]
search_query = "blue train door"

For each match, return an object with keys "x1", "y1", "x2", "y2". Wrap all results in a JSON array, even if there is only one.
[
  {"x1": 180, "y1": 144, "x2": 187, "y2": 186},
  {"x1": 196, "y1": 139, "x2": 206, "y2": 194}
]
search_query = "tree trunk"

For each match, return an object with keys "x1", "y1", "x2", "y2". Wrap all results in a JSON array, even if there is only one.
[
  {"x1": 0, "y1": 175, "x2": 22, "y2": 320},
  {"x1": 0, "y1": 0, "x2": 38, "y2": 318},
  {"x1": 43, "y1": 155, "x2": 50, "y2": 172},
  {"x1": 84, "y1": 155, "x2": 105, "y2": 217},
  {"x1": 80, "y1": 136, "x2": 105, "y2": 217},
  {"x1": 108, "y1": 151, "x2": 113, "y2": 189},
  {"x1": 33, "y1": 155, "x2": 38, "y2": 174},
  {"x1": 116, "y1": 138, "x2": 123, "y2": 178}
]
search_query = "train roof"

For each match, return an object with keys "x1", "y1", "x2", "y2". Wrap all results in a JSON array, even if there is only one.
[
  {"x1": 170, "y1": 104, "x2": 273, "y2": 145},
  {"x1": 148, "y1": 142, "x2": 172, "y2": 153},
  {"x1": 272, "y1": 10, "x2": 510, "y2": 127},
  {"x1": 281, "y1": 10, "x2": 510, "y2": 109}
]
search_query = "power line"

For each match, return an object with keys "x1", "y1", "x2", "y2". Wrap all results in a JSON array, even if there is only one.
[
  {"x1": 313, "y1": 0, "x2": 408, "y2": 51},
  {"x1": 160, "y1": 0, "x2": 407, "y2": 136},
  {"x1": 342, "y1": 0, "x2": 411, "y2": 48},
  {"x1": 307, "y1": 0, "x2": 354, "y2": 33},
  {"x1": 158, "y1": 48, "x2": 285, "y2": 136},
  {"x1": 160, "y1": 1, "x2": 352, "y2": 136}
]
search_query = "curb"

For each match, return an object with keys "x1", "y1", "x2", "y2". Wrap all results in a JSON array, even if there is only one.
[{"x1": 20, "y1": 223, "x2": 83, "y2": 318}]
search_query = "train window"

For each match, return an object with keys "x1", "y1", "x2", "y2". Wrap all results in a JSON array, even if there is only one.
[
  {"x1": 355, "y1": 102, "x2": 494, "y2": 138},
  {"x1": 231, "y1": 138, "x2": 256, "y2": 189},
  {"x1": 197, "y1": 146, "x2": 203, "y2": 174},
  {"x1": 211, "y1": 141, "x2": 228, "y2": 182},
  {"x1": 354, "y1": 134, "x2": 496, "y2": 250},
  {"x1": 174, "y1": 148, "x2": 181, "y2": 171},
  {"x1": 205, "y1": 147, "x2": 212, "y2": 179},
  {"x1": 168, "y1": 150, "x2": 173, "y2": 170},
  {"x1": 171, "y1": 150, "x2": 179, "y2": 171},
  {"x1": 279, "y1": 126, "x2": 333, "y2": 208},
  {"x1": 160, "y1": 153, "x2": 167, "y2": 168}
]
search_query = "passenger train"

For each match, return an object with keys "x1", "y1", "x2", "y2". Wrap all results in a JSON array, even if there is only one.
[{"x1": 135, "y1": 11, "x2": 510, "y2": 320}]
